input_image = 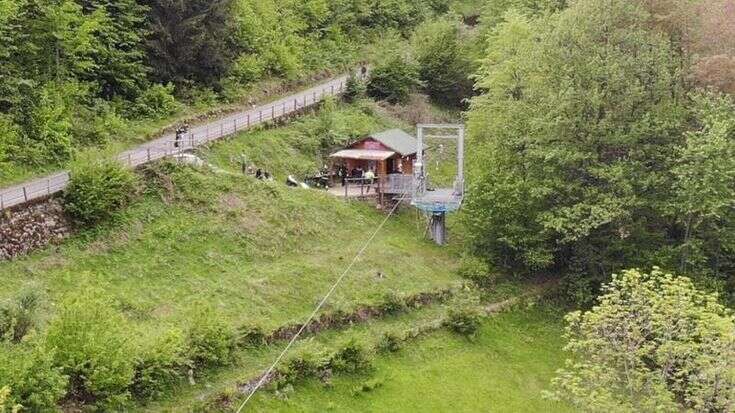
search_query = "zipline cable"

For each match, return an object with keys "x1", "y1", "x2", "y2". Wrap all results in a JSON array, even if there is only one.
[{"x1": 234, "y1": 192, "x2": 408, "y2": 412}]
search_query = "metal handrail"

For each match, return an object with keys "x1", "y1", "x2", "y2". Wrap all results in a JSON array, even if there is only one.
[{"x1": 0, "y1": 71, "x2": 359, "y2": 211}]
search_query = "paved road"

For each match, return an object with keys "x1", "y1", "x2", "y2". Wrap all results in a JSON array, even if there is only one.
[{"x1": 0, "y1": 72, "x2": 354, "y2": 210}]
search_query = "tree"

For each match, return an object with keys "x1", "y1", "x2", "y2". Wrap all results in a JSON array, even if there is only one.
[
  {"x1": 143, "y1": 0, "x2": 238, "y2": 88},
  {"x1": 412, "y1": 17, "x2": 475, "y2": 107},
  {"x1": 547, "y1": 268, "x2": 735, "y2": 412},
  {"x1": 366, "y1": 55, "x2": 420, "y2": 104},
  {"x1": 668, "y1": 92, "x2": 735, "y2": 292},
  {"x1": 78, "y1": 0, "x2": 150, "y2": 99},
  {"x1": 464, "y1": 0, "x2": 688, "y2": 286}
]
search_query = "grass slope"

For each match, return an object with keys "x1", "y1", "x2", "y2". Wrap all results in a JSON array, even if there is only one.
[
  {"x1": 244, "y1": 307, "x2": 572, "y2": 412},
  {"x1": 0, "y1": 101, "x2": 460, "y2": 340}
]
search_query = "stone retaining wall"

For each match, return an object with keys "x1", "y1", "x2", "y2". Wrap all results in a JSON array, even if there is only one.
[{"x1": 0, "y1": 198, "x2": 71, "y2": 261}]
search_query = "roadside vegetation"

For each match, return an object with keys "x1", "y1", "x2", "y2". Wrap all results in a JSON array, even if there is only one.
[{"x1": 0, "y1": 0, "x2": 478, "y2": 187}]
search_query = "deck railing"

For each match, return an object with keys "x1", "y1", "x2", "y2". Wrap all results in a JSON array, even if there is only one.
[{"x1": 337, "y1": 173, "x2": 414, "y2": 201}]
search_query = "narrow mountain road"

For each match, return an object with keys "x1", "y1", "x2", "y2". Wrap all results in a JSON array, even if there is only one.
[{"x1": 0, "y1": 71, "x2": 356, "y2": 211}]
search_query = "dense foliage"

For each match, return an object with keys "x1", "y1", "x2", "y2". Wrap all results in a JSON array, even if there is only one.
[
  {"x1": 367, "y1": 56, "x2": 421, "y2": 104},
  {"x1": 411, "y1": 17, "x2": 477, "y2": 107},
  {"x1": 464, "y1": 0, "x2": 735, "y2": 303},
  {"x1": 0, "y1": 0, "x2": 457, "y2": 179},
  {"x1": 63, "y1": 159, "x2": 139, "y2": 225},
  {"x1": 548, "y1": 268, "x2": 735, "y2": 411}
]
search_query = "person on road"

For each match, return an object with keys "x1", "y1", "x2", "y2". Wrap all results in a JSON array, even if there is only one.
[{"x1": 174, "y1": 127, "x2": 182, "y2": 148}]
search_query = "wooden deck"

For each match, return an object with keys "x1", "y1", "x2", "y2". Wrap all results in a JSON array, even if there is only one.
[{"x1": 327, "y1": 185, "x2": 378, "y2": 199}]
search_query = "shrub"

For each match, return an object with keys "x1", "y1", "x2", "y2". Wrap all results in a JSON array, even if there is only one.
[
  {"x1": 133, "y1": 83, "x2": 180, "y2": 119},
  {"x1": 330, "y1": 339, "x2": 373, "y2": 374},
  {"x1": 377, "y1": 331, "x2": 403, "y2": 353},
  {"x1": 444, "y1": 306, "x2": 482, "y2": 338},
  {"x1": 186, "y1": 305, "x2": 236, "y2": 369},
  {"x1": 379, "y1": 291, "x2": 408, "y2": 315},
  {"x1": 131, "y1": 329, "x2": 189, "y2": 399},
  {"x1": 44, "y1": 288, "x2": 135, "y2": 408},
  {"x1": 343, "y1": 74, "x2": 367, "y2": 103},
  {"x1": 63, "y1": 159, "x2": 139, "y2": 225},
  {"x1": 277, "y1": 343, "x2": 330, "y2": 385},
  {"x1": 0, "y1": 291, "x2": 39, "y2": 343},
  {"x1": 457, "y1": 255, "x2": 493, "y2": 287},
  {"x1": 236, "y1": 324, "x2": 267, "y2": 348},
  {"x1": 444, "y1": 293, "x2": 483, "y2": 338},
  {"x1": 231, "y1": 54, "x2": 265, "y2": 86},
  {"x1": 0, "y1": 344, "x2": 66, "y2": 412},
  {"x1": 351, "y1": 378, "x2": 383, "y2": 396},
  {"x1": 366, "y1": 55, "x2": 420, "y2": 104}
]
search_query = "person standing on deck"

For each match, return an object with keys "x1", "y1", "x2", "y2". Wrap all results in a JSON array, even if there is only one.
[{"x1": 364, "y1": 169, "x2": 375, "y2": 193}]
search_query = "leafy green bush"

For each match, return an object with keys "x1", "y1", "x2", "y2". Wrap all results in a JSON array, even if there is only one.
[
  {"x1": 131, "y1": 329, "x2": 189, "y2": 400},
  {"x1": 231, "y1": 54, "x2": 265, "y2": 85},
  {"x1": 379, "y1": 291, "x2": 408, "y2": 315},
  {"x1": 0, "y1": 386, "x2": 18, "y2": 413},
  {"x1": 132, "y1": 83, "x2": 180, "y2": 119},
  {"x1": 444, "y1": 305, "x2": 483, "y2": 338},
  {"x1": 277, "y1": 343, "x2": 331, "y2": 385},
  {"x1": 186, "y1": 305, "x2": 236, "y2": 369},
  {"x1": 44, "y1": 288, "x2": 134, "y2": 408},
  {"x1": 343, "y1": 74, "x2": 367, "y2": 103},
  {"x1": 367, "y1": 55, "x2": 420, "y2": 104},
  {"x1": 330, "y1": 339, "x2": 373, "y2": 374},
  {"x1": 0, "y1": 344, "x2": 66, "y2": 412},
  {"x1": 444, "y1": 293, "x2": 483, "y2": 338},
  {"x1": 236, "y1": 324, "x2": 267, "y2": 348},
  {"x1": 63, "y1": 159, "x2": 139, "y2": 225},
  {"x1": 377, "y1": 331, "x2": 403, "y2": 353},
  {"x1": 0, "y1": 291, "x2": 39, "y2": 343},
  {"x1": 457, "y1": 255, "x2": 493, "y2": 287},
  {"x1": 351, "y1": 378, "x2": 383, "y2": 396}
]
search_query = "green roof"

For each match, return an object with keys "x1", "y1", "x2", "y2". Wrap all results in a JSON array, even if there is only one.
[{"x1": 368, "y1": 129, "x2": 419, "y2": 156}]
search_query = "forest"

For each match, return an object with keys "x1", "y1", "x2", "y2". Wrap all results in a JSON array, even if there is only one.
[
  {"x1": 463, "y1": 0, "x2": 735, "y2": 305},
  {"x1": 0, "y1": 0, "x2": 461, "y2": 182}
]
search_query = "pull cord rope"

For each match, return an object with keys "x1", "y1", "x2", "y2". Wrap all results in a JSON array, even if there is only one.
[{"x1": 235, "y1": 193, "x2": 407, "y2": 412}]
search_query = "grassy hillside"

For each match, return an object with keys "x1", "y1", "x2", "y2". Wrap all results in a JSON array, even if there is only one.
[
  {"x1": 195, "y1": 306, "x2": 572, "y2": 412},
  {"x1": 0, "y1": 102, "x2": 461, "y2": 337}
]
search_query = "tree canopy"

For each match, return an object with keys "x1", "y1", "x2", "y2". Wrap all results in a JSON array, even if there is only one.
[
  {"x1": 548, "y1": 268, "x2": 735, "y2": 412},
  {"x1": 464, "y1": 0, "x2": 735, "y2": 303}
]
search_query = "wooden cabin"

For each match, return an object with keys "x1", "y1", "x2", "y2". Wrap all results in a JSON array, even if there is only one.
[
  {"x1": 329, "y1": 129, "x2": 420, "y2": 202},
  {"x1": 329, "y1": 129, "x2": 419, "y2": 176}
]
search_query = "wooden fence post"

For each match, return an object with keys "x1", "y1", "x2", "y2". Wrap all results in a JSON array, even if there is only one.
[
  {"x1": 147, "y1": 148, "x2": 151, "y2": 162},
  {"x1": 23, "y1": 186, "x2": 27, "y2": 202},
  {"x1": 247, "y1": 114, "x2": 250, "y2": 127},
  {"x1": 1, "y1": 193, "x2": 4, "y2": 209}
]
